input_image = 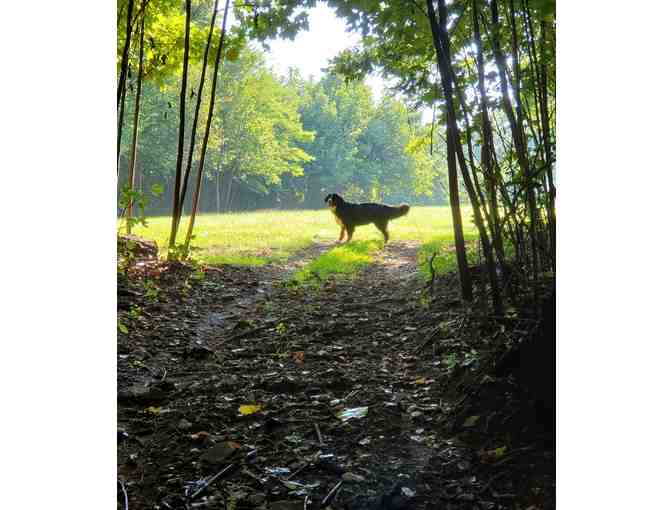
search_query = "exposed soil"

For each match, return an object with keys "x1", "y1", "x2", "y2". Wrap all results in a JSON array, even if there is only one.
[{"x1": 118, "y1": 241, "x2": 555, "y2": 510}]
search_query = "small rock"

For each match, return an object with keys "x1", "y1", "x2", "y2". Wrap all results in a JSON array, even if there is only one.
[
  {"x1": 177, "y1": 419, "x2": 192, "y2": 430},
  {"x1": 343, "y1": 472, "x2": 365, "y2": 483}
]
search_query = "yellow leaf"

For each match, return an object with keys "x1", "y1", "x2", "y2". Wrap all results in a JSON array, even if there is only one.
[
  {"x1": 239, "y1": 404, "x2": 262, "y2": 416},
  {"x1": 146, "y1": 406, "x2": 162, "y2": 416}
]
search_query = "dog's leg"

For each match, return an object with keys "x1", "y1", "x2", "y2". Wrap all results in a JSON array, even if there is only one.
[
  {"x1": 375, "y1": 221, "x2": 390, "y2": 244},
  {"x1": 346, "y1": 225, "x2": 355, "y2": 242},
  {"x1": 338, "y1": 226, "x2": 345, "y2": 243}
]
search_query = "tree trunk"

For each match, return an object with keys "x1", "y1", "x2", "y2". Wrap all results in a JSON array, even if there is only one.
[
  {"x1": 442, "y1": 32, "x2": 502, "y2": 313},
  {"x1": 184, "y1": 0, "x2": 231, "y2": 251},
  {"x1": 117, "y1": 79, "x2": 127, "y2": 175},
  {"x1": 167, "y1": 0, "x2": 192, "y2": 255},
  {"x1": 126, "y1": 13, "x2": 145, "y2": 234},
  {"x1": 539, "y1": 18, "x2": 556, "y2": 268},
  {"x1": 179, "y1": 0, "x2": 220, "y2": 216},
  {"x1": 426, "y1": 0, "x2": 472, "y2": 302},
  {"x1": 117, "y1": 0, "x2": 135, "y2": 110},
  {"x1": 225, "y1": 170, "x2": 234, "y2": 211}
]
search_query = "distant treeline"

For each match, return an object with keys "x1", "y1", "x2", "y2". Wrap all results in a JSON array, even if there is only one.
[{"x1": 117, "y1": 46, "x2": 452, "y2": 215}]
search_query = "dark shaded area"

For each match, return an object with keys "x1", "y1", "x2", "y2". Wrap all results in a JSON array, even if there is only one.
[{"x1": 117, "y1": 244, "x2": 555, "y2": 509}]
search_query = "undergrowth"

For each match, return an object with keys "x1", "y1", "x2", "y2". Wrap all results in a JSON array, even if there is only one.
[
  {"x1": 291, "y1": 240, "x2": 383, "y2": 284},
  {"x1": 417, "y1": 232, "x2": 480, "y2": 280}
]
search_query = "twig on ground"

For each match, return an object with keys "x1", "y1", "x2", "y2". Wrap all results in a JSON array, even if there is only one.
[
  {"x1": 314, "y1": 422, "x2": 325, "y2": 446},
  {"x1": 288, "y1": 462, "x2": 309, "y2": 480},
  {"x1": 186, "y1": 449, "x2": 257, "y2": 500},
  {"x1": 118, "y1": 479, "x2": 129, "y2": 510},
  {"x1": 320, "y1": 480, "x2": 343, "y2": 508},
  {"x1": 343, "y1": 389, "x2": 359, "y2": 402},
  {"x1": 414, "y1": 326, "x2": 441, "y2": 354},
  {"x1": 479, "y1": 471, "x2": 508, "y2": 495}
]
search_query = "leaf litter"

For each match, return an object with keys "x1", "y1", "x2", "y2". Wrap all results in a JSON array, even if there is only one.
[{"x1": 118, "y1": 241, "x2": 555, "y2": 509}]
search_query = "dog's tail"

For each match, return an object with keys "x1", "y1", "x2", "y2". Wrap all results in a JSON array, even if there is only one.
[{"x1": 389, "y1": 204, "x2": 410, "y2": 219}]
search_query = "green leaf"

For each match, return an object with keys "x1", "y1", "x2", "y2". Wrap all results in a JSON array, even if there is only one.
[
  {"x1": 118, "y1": 319, "x2": 129, "y2": 334},
  {"x1": 151, "y1": 183, "x2": 164, "y2": 197}
]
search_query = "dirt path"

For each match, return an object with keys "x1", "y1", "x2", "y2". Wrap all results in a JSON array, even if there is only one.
[{"x1": 117, "y1": 241, "x2": 553, "y2": 509}]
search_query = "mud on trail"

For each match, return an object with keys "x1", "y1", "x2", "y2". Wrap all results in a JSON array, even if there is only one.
[{"x1": 118, "y1": 241, "x2": 555, "y2": 510}]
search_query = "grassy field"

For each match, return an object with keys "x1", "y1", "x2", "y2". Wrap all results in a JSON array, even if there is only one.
[{"x1": 125, "y1": 206, "x2": 478, "y2": 277}]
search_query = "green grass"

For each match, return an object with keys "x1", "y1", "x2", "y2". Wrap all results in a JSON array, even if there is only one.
[
  {"x1": 417, "y1": 232, "x2": 480, "y2": 280},
  {"x1": 292, "y1": 240, "x2": 383, "y2": 283},
  {"x1": 123, "y1": 205, "x2": 478, "y2": 269}
]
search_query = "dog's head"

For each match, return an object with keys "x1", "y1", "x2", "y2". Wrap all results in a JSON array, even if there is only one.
[{"x1": 324, "y1": 193, "x2": 344, "y2": 210}]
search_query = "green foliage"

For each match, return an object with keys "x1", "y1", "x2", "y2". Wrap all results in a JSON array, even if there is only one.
[
  {"x1": 210, "y1": 48, "x2": 315, "y2": 188},
  {"x1": 417, "y1": 233, "x2": 480, "y2": 281},
  {"x1": 118, "y1": 44, "x2": 446, "y2": 214},
  {"x1": 118, "y1": 182, "x2": 164, "y2": 233}
]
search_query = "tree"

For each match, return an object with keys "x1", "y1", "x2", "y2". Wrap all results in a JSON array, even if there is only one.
[
  {"x1": 125, "y1": 11, "x2": 146, "y2": 234},
  {"x1": 167, "y1": 0, "x2": 192, "y2": 257},
  {"x1": 183, "y1": 0, "x2": 231, "y2": 251}
]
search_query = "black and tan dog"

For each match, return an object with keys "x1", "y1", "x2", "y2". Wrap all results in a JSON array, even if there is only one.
[{"x1": 324, "y1": 193, "x2": 410, "y2": 243}]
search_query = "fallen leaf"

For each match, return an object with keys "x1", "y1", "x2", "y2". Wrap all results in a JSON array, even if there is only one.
[
  {"x1": 146, "y1": 406, "x2": 161, "y2": 416},
  {"x1": 291, "y1": 351, "x2": 305, "y2": 364},
  {"x1": 239, "y1": 404, "x2": 263, "y2": 416},
  {"x1": 190, "y1": 431, "x2": 210, "y2": 442}
]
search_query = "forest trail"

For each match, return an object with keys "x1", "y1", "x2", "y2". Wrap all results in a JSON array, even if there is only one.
[{"x1": 118, "y1": 241, "x2": 551, "y2": 509}]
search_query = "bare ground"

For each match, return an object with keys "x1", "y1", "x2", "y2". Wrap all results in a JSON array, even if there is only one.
[{"x1": 118, "y1": 241, "x2": 555, "y2": 509}]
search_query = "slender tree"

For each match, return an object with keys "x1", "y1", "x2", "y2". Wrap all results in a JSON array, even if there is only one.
[
  {"x1": 178, "y1": 0, "x2": 220, "y2": 215},
  {"x1": 490, "y1": 0, "x2": 539, "y2": 299},
  {"x1": 126, "y1": 12, "x2": 146, "y2": 234},
  {"x1": 117, "y1": 0, "x2": 135, "y2": 110},
  {"x1": 167, "y1": 0, "x2": 192, "y2": 255},
  {"x1": 117, "y1": 80, "x2": 127, "y2": 174},
  {"x1": 117, "y1": 0, "x2": 135, "y2": 173},
  {"x1": 426, "y1": 0, "x2": 472, "y2": 301},
  {"x1": 184, "y1": 0, "x2": 231, "y2": 251}
]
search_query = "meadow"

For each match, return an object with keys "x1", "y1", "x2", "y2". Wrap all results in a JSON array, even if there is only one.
[{"x1": 126, "y1": 206, "x2": 478, "y2": 279}]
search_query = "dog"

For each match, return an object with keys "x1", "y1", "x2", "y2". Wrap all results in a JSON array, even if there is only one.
[{"x1": 324, "y1": 193, "x2": 410, "y2": 243}]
